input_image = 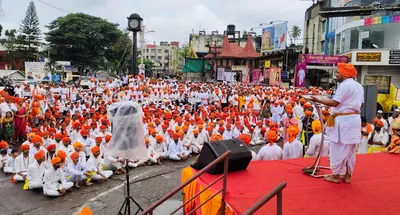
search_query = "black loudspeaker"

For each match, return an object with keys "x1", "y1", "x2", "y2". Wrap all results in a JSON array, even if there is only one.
[{"x1": 197, "y1": 139, "x2": 252, "y2": 174}]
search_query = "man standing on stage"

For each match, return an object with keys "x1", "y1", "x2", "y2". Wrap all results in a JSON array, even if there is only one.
[{"x1": 311, "y1": 63, "x2": 364, "y2": 184}]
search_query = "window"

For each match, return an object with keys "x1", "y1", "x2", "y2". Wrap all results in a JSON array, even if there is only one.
[
  {"x1": 150, "y1": 56, "x2": 155, "y2": 60},
  {"x1": 158, "y1": 56, "x2": 162, "y2": 60},
  {"x1": 164, "y1": 50, "x2": 169, "y2": 53},
  {"x1": 158, "y1": 49, "x2": 162, "y2": 53}
]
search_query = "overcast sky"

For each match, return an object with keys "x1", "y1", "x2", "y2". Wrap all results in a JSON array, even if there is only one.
[{"x1": 1, "y1": 0, "x2": 315, "y2": 45}]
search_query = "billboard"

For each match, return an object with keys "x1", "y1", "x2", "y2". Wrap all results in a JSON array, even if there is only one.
[
  {"x1": 25, "y1": 62, "x2": 52, "y2": 81},
  {"x1": 261, "y1": 22, "x2": 287, "y2": 52},
  {"x1": 269, "y1": 68, "x2": 281, "y2": 86}
]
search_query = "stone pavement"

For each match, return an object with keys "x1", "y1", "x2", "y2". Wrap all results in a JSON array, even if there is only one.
[{"x1": 0, "y1": 145, "x2": 264, "y2": 215}]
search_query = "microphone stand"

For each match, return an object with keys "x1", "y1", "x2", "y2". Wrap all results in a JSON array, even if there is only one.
[{"x1": 302, "y1": 101, "x2": 331, "y2": 178}]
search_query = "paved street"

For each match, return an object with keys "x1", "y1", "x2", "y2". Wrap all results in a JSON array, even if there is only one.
[
  {"x1": 0, "y1": 158, "x2": 195, "y2": 215},
  {"x1": 0, "y1": 145, "x2": 264, "y2": 215}
]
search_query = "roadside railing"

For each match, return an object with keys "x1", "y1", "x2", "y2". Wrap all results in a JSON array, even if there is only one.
[
  {"x1": 242, "y1": 182, "x2": 287, "y2": 215},
  {"x1": 141, "y1": 150, "x2": 231, "y2": 215}
]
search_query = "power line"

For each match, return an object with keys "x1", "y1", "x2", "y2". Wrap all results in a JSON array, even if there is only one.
[{"x1": 34, "y1": 0, "x2": 69, "y2": 14}]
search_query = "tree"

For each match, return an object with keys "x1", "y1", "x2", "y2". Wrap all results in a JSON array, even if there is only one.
[
  {"x1": 290, "y1": 25, "x2": 302, "y2": 45},
  {"x1": 0, "y1": 29, "x2": 19, "y2": 69},
  {"x1": 18, "y1": 0, "x2": 42, "y2": 62},
  {"x1": 107, "y1": 31, "x2": 132, "y2": 73},
  {"x1": 45, "y1": 13, "x2": 122, "y2": 71},
  {"x1": 0, "y1": 24, "x2": 2, "y2": 37}
]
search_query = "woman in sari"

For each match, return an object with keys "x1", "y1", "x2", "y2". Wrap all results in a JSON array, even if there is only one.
[
  {"x1": 2, "y1": 111, "x2": 14, "y2": 143},
  {"x1": 14, "y1": 98, "x2": 27, "y2": 142}
]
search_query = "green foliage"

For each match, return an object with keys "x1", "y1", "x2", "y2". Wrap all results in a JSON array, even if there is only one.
[
  {"x1": 18, "y1": 0, "x2": 42, "y2": 62},
  {"x1": 45, "y1": 13, "x2": 122, "y2": 70},
  {"x1": 0, "y1": 29, "x2": 19, "y2": 69},
  {"x1": 0, "y1": 24, "x2": 2, "y2": 37},
  {"x1": 107, "y1": 32, "x2": 132, "y2": 72},
  {"x1": 290, "y1": 25, "x2": 302, "y2": 44}
]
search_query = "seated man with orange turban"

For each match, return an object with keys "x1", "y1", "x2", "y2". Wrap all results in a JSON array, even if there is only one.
[
  {"x1": 154, "y1": 135, "x2": 169, "y2": 159},
  {"x1": 13, "y1": 145, "x2": 35, "y2": 182},
  {"x1": 168, "y1": 133, "x2": 190, "y2": 161},
  {"x1": 87, "y1": 146, "x2": 113, "y2": 183},
  {"x1": 188, "y1": 130, "x2": 203, "y2": 154},
  {"x1": 43, "y1": 157, "x2": 74, "y2": 197},
  {"x1": 26, "y1": 150, "x2": 46, "y2": 190},
  {"x1": 282, "y1": 125, "x2": 303, "y2": 159},
  {"x1": 256, "y1": 130, "x2": 283, "y2": 161},
  {"x1": 367, "y1": 119, "x2": 389, "y2": 153}
]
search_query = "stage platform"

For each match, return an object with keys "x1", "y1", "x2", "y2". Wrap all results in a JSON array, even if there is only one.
[{"x1": 182, "y1": 153, "x2": 400, "y2": 215}]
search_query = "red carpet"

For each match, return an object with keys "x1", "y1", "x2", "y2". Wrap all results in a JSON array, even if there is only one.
[{"x1": 195, "y1": 153, "x2": 400, "y2": 215}]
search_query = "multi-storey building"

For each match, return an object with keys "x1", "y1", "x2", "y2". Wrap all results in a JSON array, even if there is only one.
[
  {"x1": 322, "y1": 0, "x2": 400, "y2": 85},
  {"x1": 141, "y1": 41, "x2": 181, "y2": 76}
]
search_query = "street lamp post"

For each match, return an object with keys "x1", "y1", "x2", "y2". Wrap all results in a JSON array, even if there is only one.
[{"x1": 127, "y1": 13, "x2": 143, "y2": 76}]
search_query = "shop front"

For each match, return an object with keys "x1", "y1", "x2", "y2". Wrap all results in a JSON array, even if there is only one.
[
  {"x1": 344, "y1": 49, "x2": 400, "y2": 87},
  {"x1": 295, "y1": 54, "x2": 349, "y2": 89}
]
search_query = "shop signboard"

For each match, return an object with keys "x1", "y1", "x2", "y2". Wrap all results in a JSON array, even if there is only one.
[
  {"x1": 356, "y1": 52, "x2": 381, "y2": 62},
  {"x1": 364, "y1": 75, "x2": 391, "y2": 94},
  {"x1": 298, "y1": 54, "x2": 348, "y2": 64},
  {"x1": 389, "y1": 50, "x2": 400, "y2": 64}
]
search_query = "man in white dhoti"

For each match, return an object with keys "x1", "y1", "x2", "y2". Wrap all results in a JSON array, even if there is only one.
[{"x1": 311, "y1": 63, "x2": 364, "y2": 184}]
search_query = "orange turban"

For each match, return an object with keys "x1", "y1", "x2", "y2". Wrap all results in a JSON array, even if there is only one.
[
  {"x1": 47, "y1": 144, "x2": 56, "y2": 152},
  {"x1": 305, "y1": 111, "x2": 313, "y2": 117},
  {"x1": 56, "y1": 150, "x2": 67, "y2": 160},
  {"x1": 51, "y1": 157, "x2": 61, "y2": 165},
  {"x1": 155, "y1": 135, "x2": 164, "y2": 142},
  {"x1": 376, "y1": 120, "x2": 384, "y2": 128},
  {"x1": 175, "y1": 126, "x2": 181, "y2": 132},
  {"x1": 73, "y1": 142, "x2": 84, "y2": 149},
  {"x1": 32, "y1": 135, "x2": 43, "y2": 144},
  {"x1": 286, "y1": 109, "x2": 293, "y2": 114},
  {"x1": 105, "y1": 135, "x2": 112, "y2": 142},
  {"x1": 70, "y1": 152, "x2": 79, "y2": 160},
  {"x1": 288, "y1": 125, "x2": 300, "y2": 143},
  {"x1": 55, "y1": 133, "x2": 64, "y2": 139},
  {"x1": 337, "y1": 63, "x2": 357, "y2": 78},
  {"x1": 34, "y1": 150, "x2": 45, "y2": 160},
  {"x1": 95, "y1": 137, "x2": 103, "y2": 143},
  {"x1": 312, "y1": 120, "x2": 322, "y2": 134},
  {"x1": 218, "y1": 126, "x2": 225, "y2": 132},
  {"x1": 238, "y1": 134, "x2": 251, "y2": 146},
  {"x1": 210, "y1": 134, "x2": 223, "y2": 142},
  {"x1": 91, "y1": 146, "x2": 100, "y2": 155},
  {"x1": 0, "y1": 140, "x2": 8, "y2": 149},
  {"x1": 149, "y1": 129, "x2": 157, "y2": 135},
  {"x1": 182, "y1": 126, "x2": 189, "y2": 132},
  {"x1": 20, "y1": 144, "x2": 30, "y2": 151},
  {"x1": 266, "y1": 130, "x2": 278, "y2": 145},
  {"x1": 62, "y1": 137, "x2": 71, "y2": 143},
  {"x1": 193, "y1": 130, "x2": 199, "y2": 135},
  {"x1": 80, "y1": 130, "x2": 89, "y2": 136}
]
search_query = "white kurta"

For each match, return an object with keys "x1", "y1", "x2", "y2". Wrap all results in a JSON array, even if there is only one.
[
  {"x1": 282, "y1": 140, "x2": 303, "y2": 159},
  {"x1": 43, "y1": 167, "x2": 74, "y2": 196},
  {"x1": 256, "y1": 143, "x2": 283, "y2": 161},
  {"x1": 326, "y1": 78, "x2": 364, "y2": 175},
  {"x1": 306, "y1": 133, "x2": 330, "y2": 157}
]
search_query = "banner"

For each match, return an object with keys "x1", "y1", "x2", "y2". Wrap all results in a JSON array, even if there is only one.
[
  {"x1": 25, "y1": 62, "x2": 52, "y2": 81},
  {"x1": 217, "y1": 68, "x2": 225, "y2": 81},
  {"x1": 242, "y1": 67, "x2": 249, "y2": 84},
  {"x1": 223, "y1": 72, "x2": 236, "y2": 83},
  {"x1": 295, "y1": 64, "x2": 306, "y2": 87},
  {"x1": 269, "y1": 68, "x2": 281, "y2": 86},
  {"x1": 298, "y1": 54, "x2": 348, "y2": 64},
  {"x1": 261, "y1": 22, "x2": 287, "y2": 52},
  {"x1": 264, "y1": 69, "x2": 271, "y2": 79},
  {"x1": 252, "y1": 68, "x2": 262, "y2": 85}
]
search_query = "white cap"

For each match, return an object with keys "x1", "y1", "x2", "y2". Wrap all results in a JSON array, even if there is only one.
[{"x1": 377, "y1": 110, "x2": 383, "y2": 113}]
